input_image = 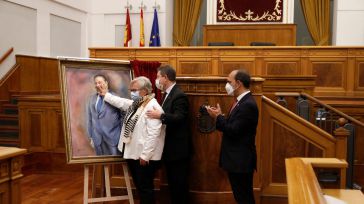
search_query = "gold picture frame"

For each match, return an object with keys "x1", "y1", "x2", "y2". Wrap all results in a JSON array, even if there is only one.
[{"x1": 59, "y1": 58, "x2": 133, "y2": 164}]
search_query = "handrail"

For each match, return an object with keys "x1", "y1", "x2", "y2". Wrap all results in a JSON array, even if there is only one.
[
  {"x1": 300, "y1": 92, "x2": 364, "y2": 128},
  {"x1": 275, "y1": 92, "x2": 364, "y2": 128},
  {"x1": 262, "y1": 95, "x2": 336, "y2": 142},
  {"x1": 0, "y1": 64, "x2": 19, "y2": 87},
  {"x1": 0, "y1": 47, "x2": 14, "y2": 64}
]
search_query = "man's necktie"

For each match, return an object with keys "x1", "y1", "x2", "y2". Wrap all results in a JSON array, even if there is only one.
[
  {"x1": 161, "y1": 92, "x2": 167, "y2": 106},
  {"x1": 97, "y1": 96, "x2": 103, "y2": 113},
  {"x1": 229, "y1": 98, "x2": 238, "y2": 114}
]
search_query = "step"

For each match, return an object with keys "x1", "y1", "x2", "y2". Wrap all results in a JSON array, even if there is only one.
[
  {"x1": 0, "y1": 137, "x2": 20, "y2": 147},
  {"x1": 9, "y1": 94, "x2": 20, "y2": 104},
  {"x1": 0, "y1": 125, "x2": 19, "y2": 138},
  {"x1": 0, "y1": 114, "x2": 18, "y2": 126},
  {"x1": 2, "y1": 104, "x2": 18, "y2": 114}
]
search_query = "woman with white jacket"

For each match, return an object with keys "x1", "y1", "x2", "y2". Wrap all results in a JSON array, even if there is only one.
[{"x1": 98, "y1": 76, "x2": 165, "y2": 204}]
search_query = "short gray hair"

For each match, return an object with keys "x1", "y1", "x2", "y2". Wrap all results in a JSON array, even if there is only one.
[{"x1": 131, "y1": 76, "x2": 153, "y2": 94}]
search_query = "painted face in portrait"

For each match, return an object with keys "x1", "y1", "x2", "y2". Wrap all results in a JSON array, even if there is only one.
[{"x1": 94, "y1": 76, "x2": 108, "y2": 94}]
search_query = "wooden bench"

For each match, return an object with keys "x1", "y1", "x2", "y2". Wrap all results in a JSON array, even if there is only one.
[{"x1": 285, "y1": 157, "x2": 364, "y2": 204}]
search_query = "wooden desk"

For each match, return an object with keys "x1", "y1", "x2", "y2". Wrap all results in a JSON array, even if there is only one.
[
  {"x1": 285, "y1": 158, "x2": 364, "y2": 204},
  {"x1": 0, "y1": 147, "x2": 27, "y2": 204},
  {"x1": 301, "y1": 158, "x2": 348, "y2": 188},
  {"x1": 323, "y1": 189, "x2": 364, "y2": 204}
]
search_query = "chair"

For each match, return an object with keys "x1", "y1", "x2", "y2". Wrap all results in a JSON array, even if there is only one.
[
  {"x1": 207, "y1": 42, "x2": 234, "y2": 46},
  {"x1": 250, "y1": 42, "x2": 276, "y2": 46}
]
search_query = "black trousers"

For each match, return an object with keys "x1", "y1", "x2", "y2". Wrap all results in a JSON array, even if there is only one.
[
  {"x1": 126, "y1": 159, "x2": 160, "y2": 204},
  {"x1": 164, "y1": 158, "x2": 190, "y2": 204},
  {"x1": 227, "y1": 172, "x2": 255, "y2": 204}
]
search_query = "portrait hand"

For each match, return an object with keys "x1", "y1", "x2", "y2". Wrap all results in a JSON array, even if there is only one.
[
  {"x1": 89, "y1": 138, "x2": 94, "y2": 148},
  {"x1": 97, "y1": 84, "x2": 108, "y2": 96},
  {"x1": 146, "y1": 106, "x2": 161, "y2": 119}
]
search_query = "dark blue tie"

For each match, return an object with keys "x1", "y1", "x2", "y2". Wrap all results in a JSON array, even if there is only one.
[{"x1": 97, "y1": 96, "x2": 103, "y2": 113}]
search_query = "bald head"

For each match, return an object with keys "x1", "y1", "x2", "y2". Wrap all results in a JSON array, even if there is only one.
[{"x1": 231, "y1": 69, "x2": 251, "y2": 89}]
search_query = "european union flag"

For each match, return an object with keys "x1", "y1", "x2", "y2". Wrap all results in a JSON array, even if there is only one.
[{"x1": 149, "y1": 9, "x2": 160, "y2": 47}]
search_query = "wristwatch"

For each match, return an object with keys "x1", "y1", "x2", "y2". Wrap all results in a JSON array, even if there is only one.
[{"x1": 160, "y1": 113, "x2": 166, "y2": 123}]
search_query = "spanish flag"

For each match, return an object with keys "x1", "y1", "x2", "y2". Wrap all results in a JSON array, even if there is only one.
[
  {"x1": 123, "y1": 8, "x2": 132, "y2": 47},
  {"x1": 139, "y1": 8, "x2": 145, "y2": 47}
]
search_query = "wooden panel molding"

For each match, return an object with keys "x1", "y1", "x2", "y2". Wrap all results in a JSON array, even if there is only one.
[
  {"x1": 89, "y1": 46, "x2": 364, "y2": 97},
  {"x1": 203, "y1": 24, "x2": 296, "y2": 46}
]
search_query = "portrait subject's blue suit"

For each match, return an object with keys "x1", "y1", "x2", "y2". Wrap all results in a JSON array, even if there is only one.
[{"x1": 87, "y1": 93, "x2": 123, "y2": 155}]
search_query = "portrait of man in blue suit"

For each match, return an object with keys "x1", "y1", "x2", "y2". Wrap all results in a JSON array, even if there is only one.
[{"x1": 87, "y1": 74, "x2": 124, "y2": 155}]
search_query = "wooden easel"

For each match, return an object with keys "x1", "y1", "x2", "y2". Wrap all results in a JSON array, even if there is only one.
[{"x1": 83, "y1": 162, "x2": 134, "y2": 204}]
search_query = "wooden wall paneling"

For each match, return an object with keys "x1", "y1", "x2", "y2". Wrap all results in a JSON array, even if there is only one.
[
  {"x1": 355, "y1": 58, "x2": 364, "y2": 92},
  {"x1": 89, "y1": 47, "x2": 364, "y2": 97},
  {"x1": 18, "y1": 96, "x2": 62, "y2": 153},
  {"x1": 260, "y1": 97, "x2": 336, "y2": 196},
  {"x1": 263, "y1": 58, "x2": 301, "y2": 75},
  {"x1": 300, "y1": 49, "x2": 311, "y2": 75},
  {"x1": 135, "y1": 49, "x2": 171, "y2": 59},
  {"x1": 8, "y1": 67, "x2": 20, "y2": 95},
  {"x1": 49, "y1": 108, "x2": 65, "y2": 153},
  {"x1": 176, "y1": 58, "x2": 212, "y2": 77},
  {"x1": 39, "y1": 58, "x2": 60, "y2": 94},
  {"x1": 93, "y1": 49, "x2": 131, "y2": 61},
  {"x1": 346, "y1": 50, "x2": 356, "y2": 96},
  {"x1": 262, "y1": 76, "x2": 316, "y2": 98},
  {"x1": 310, "y1": 58, "x2": 347, "y2": 96},
  {"x1": 203, "y1": 24, "x2": 296, "y2": 46},
  {"x1": 271, "y1": 121, "x2": 307, "y2": 183},
  {"x1": 0, "y1": 182, "x2": 9, "y2": 204},
  {"x1": 26, "y1": 109, "x2": 46, "y2": 152},
  {"x1": 218, "y1": 49, "x2": 256, "y2": 75},
  {"x1": 219, "y1": 57, "x2": 255, "y2": 76},
  {"x1": 18, "y1": 56, "x2": 40, "y2": 94}
]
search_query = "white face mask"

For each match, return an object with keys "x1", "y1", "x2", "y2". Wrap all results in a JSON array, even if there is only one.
[
  {"x1": 130, "y1": 91, "x2": 141, "y2": 101},
  {"x1": 225, "y1": 83, "x2": 235, "y2": 96},
  {"x1": 155, "y1": 79, "x2": 163, "y2": 90}
]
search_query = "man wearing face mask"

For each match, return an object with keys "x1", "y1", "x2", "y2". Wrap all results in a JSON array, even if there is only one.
[
  {"x1": 146, "y1": 65, "x2": 192, "y2": 204},
  {"x1": 87, "y1": 74, "x2": 123, "y2": 155},
  {"x1": 206, "y1": 69, "x2": 258, "y2": 204},
  {"x1": 98, "y1": 76, "x2": 165, "y2": 204}
]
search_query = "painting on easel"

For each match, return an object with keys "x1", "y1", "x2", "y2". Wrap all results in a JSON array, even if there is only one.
[{"x1": 59, "y1": 58, "x2": 133, "y2": 164}]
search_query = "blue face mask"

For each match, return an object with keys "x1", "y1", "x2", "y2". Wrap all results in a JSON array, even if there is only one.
[{"x1": 130, "y1": 91, "x2": 141, "y2": 101}]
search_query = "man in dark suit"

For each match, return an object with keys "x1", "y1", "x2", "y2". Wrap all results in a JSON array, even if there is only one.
[
  {"x1": 87, "y1": 74, "x2": 122, "y2": 155},
  {"x1": 146, "y1": 65, "x2": 192, "y2": 204},
  {"x1": 206, "y1": 69, "x2": 258, "y2": 204}
]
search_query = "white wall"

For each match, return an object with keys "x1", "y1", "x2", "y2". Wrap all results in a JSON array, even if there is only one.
[
  {"x1": 0, "y1": 0, "x2": 37, "y2": 78},
  {"x1": 333, "y1": 0, "x2": 364, "y2": 45},
  {"x1": 0, "y1": 0, "x2": 88, "y2": 79},
  {"x1": 88, "y1": 0, "x2": 173, "y2": 48},
  {"x1": 50, "y1": 14, "x2": 81, "y2": 57}
]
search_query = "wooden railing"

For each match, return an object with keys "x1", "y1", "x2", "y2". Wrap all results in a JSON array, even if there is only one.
[
  {"x1": 0, "y1": 47, "x2": 14, "y2": 65},
  {"x1": 275, "y1": 92, "x2": 364, "y2": 189},
  {"x1": 260, "y1": 96, "x2": 342, "y2": 196}
]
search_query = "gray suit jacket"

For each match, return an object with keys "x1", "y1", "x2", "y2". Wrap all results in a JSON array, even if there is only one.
[{"x1": 87, "y1": 93, "x2": 123, "y2": 148}]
